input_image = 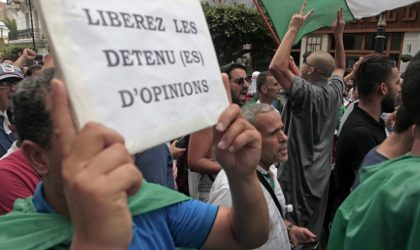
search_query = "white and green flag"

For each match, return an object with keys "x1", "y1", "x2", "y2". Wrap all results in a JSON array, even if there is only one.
[{"x1": 260, "y1": 0, "x2": 419, "y2": 42}]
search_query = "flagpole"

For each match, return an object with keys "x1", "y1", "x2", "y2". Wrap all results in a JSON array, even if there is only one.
[{"x1": 253, "y1": 0, "x2": 280, "y2": 46}]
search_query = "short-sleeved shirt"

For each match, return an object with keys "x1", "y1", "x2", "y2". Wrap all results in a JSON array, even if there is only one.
[
  {"x1": 334, "y1": 103, "x2": 386, "y2": 203},
  {"x1": 279, "y1": 75, "x2": 344, "y2": 236},
  {"x1": 209, "y1": 166, "x2": 291, "y2": 250},
  {"x1": 32, "y1": 182, "x2": 218, "y2": 249},
  {"x1": 352, "y1": 147, "x2": 389, "y2": 189},
  {"x1": 0, "y1": 149, "x2": 40, "y2": 215},
  {"x1": 328, "y1": 155, "x2": 420, "y2": 250}
]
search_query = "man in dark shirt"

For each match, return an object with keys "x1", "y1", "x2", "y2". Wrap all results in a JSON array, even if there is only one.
[{"x1": 333, "y1": 54, "x2": 401, "y2": 213}]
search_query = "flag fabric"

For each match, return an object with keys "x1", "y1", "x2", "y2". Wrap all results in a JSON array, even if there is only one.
[{"x1": 260, "y1": 0, "x2": 420, "y2": 43}]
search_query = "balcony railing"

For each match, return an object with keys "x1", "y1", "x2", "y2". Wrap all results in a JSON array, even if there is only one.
[{"x1": 8, "y1": 28, "x2": 41, "y2": 41}]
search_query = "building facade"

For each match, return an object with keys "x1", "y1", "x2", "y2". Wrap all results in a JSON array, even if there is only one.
[
  {"x1": 295, "y1": 3, "x2": 420, "y2": 73},
  {"x1": 6, "y1": 0, "x2": 48, "y2": 54}
]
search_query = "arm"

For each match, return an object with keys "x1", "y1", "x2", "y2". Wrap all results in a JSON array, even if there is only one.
[
  {"x1": 331, "y1": 9, "x2": 346, "y2": 78},
  {"x1": 344, "y1": 56, "x2": 363, "y2": 83},
  {"x1": 202, "y1": 104, "x2": 269, "y2": 249},
  {"x1": 188, "y1": 128, "x2": 222, "y2": 174},
  {"x1": 284, "y1": 219, "x2": 317, "y2": 247},
  {"x1": 269, "y1": 3, "x2": 314, "y2": 93},
  {"x1": 13, "y1": 48, "x2": 36, "y2": 68},
  {"x1": 50, "y1": 80, "x2": 141, "y2": 250},
  {"x1": 169, "y1": 140, "x2": 186, "y2": 160}
]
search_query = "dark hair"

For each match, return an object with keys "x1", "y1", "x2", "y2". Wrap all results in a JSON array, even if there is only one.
[
  {"x1": 393, "y1": 106, "x2": 414, "y2": 133},
  {"x1": 25, "y1": 64, "x2": 43, "y2": 77},
  {"x1": 401, "y1": 53, "x2": 420, "y2": 125},
  {"x1": 354, "y1": 54, "x2": 396, "y2": 99},
  {"x1": 256, "y1": 71, "x2": 272, "y2": 93},
  {"x1": 12, "y1": 68, "x2": 55, "y2": 148},
  {"x1": 1, "y1": 58, "x2": 13, "y2": 63},
  {"x1": 222, "y1": 63, "x2": 246, "y2": 79}
]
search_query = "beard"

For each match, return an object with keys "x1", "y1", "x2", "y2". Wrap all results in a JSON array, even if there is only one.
[{"x1": 381, "y1": 93, "x2": 396, "y2": 113}]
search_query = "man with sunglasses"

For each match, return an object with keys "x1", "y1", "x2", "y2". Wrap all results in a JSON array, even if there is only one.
[
  {"x1": 269, "y1": 4, "x2": 346, "y2": 245},
  {"x1": 222, "y1": 63, "x2": 250, "y2": 106},
  {"x1": 0, "y1": 64, "x2": 22, "y2": 156}
]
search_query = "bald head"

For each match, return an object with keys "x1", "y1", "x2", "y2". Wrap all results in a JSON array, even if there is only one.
[{"x1": 304, "y1": 51, "x2": 335, "y2": 80}]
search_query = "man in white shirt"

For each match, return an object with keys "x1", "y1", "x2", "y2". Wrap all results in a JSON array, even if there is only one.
[{"x1": 209, "y1": 103, "x2": 317, "y2": 250}]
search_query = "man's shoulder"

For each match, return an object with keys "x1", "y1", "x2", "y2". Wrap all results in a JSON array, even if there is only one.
[
  {"x1": 359, "y1": 148, "x2": 388, "y2": 171},
  {"x1": 341, "y1": 110, "x2": 372, "y2": 132},
  {"x1": 0, "y1": 150, "x2": 30, "y2": 172}
]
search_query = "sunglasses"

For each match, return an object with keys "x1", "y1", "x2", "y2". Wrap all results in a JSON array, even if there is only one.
[
  {"x1": 233, "y1": 77, "x2": 249, "y2": 85},
  {"x1": 0, "y1": 79, "x2": 19, "y2": 89}
]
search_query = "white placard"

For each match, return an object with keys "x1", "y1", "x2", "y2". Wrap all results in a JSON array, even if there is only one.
[{"x1": 36, "y1": 0, "x2": 229, "y2": 154}]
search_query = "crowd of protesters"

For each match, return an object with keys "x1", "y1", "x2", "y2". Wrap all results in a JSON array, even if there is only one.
[{"x1": 0, "y1": 3, "x2": 419, "y2": 250}]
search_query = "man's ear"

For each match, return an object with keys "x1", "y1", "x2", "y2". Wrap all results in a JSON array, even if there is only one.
[
  {"x1": 261, "y1": 85, "x2": 267, "y2": 93},
  {"x1": 21, "y1": 140, "x2": 50, "y2": 176},
  {"x1": 379, "y1": 82, "x2": 388, "y2": 96},
  {"x1": 307, "y1": 67, "x2": 314, "y2": 75}
]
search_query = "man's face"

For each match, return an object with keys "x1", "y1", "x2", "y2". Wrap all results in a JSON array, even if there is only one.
[
  {"x1": 301, "y1": 54, "x2": 315, "y2": 80},
  {"x1": 255, "y1": 110, "x2": 288, "y2": 166},
  {"x1": 262, "y1": 76, "x2": 281, "y2": 102},
  {"x1": 229, "y1": 68, "x2": 249, "y2": 106},
  {"x1": 382, "y1": 67, "x2": 401, "y2": 113},
  {"x1": 0, "y1": 78, "x2": 19, "y2": 112}
]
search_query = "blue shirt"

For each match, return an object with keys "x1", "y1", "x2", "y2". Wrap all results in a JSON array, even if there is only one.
[
  {"x1": 32, "y1": 183, "x2": 218, "y2": 249},
  {"x1": 352, "y1": 148, "x2": 388, "y2": 189}
]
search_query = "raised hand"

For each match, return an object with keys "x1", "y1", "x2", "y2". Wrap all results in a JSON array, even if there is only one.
[
  {"x1": 332, "y1": 8, "x2": 345, "y2": 35},
  {"x1": 288, "y1": 2, "x2": 314, "y2": 31},
  {"x1": 51, "y1": 79, "x2": 142, "y2": 249},
  {"x1": 22, "y1": 48, "x2": 37, "y2": 60},
  {"x1": 213, "y1": 104, "x2": 261, "y2": 177}
]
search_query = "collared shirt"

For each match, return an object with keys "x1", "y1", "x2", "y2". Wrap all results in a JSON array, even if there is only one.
[
  {"x1": 335, "y1": 103, "x2": 386, "y2": 203},
  {"x1": 32, "y1": 182, "x2": 218, "y2": 249},
  {"x1": 209, "y1": 165, "x2": 291, "y2": 250},
  {"x1": 0, "y1": 111, "x2": 12, "y2": 135}
]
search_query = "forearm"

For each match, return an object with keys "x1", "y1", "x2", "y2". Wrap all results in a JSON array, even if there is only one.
[
  {"x1": 334, "y1": 33, "x2": 346, "y2": 72},
  {"x1": 269, "y1": 29, "x2": 299, "y2": 92},
  {"x1": 227, "y1": 171, "x2": 269, "y2": 248},
  {"x1": 343, "y1": 71, "x2": 354, "y2": 83},
  {"x1": 270, "y1": 29, "x2": 298, "y2": 74},
  {"x1": 189, "y1": 158, "x2": 222, "y2": 174},
  {"x1": 13, "y1": 56, "x2": 26, "y2": 68}
]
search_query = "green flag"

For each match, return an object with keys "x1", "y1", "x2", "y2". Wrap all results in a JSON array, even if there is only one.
[{"x1": 260, "y1": 0, "x2": 419, "y2": 43}]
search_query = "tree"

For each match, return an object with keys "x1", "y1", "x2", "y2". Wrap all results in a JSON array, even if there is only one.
[
  {"x1": 202, "y1": 3, "x2": 277, "y2": 70},
  {"x1": 3, "y1": 18, "x2": 17, "y2": 33}
]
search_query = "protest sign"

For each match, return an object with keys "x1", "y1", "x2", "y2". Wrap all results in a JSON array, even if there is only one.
[{"x1": 35, "y1": 0, "x2": 229, "y2": 154}]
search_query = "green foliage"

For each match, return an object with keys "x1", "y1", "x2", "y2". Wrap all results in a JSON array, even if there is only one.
[
  {"x1": 3, "y1": 18, "x2": 17, "y2": 33},
  {"x1": 0, "y1": 44, "x2": 25, "y2": 60},
  {"x1": 202, "y1": 3, "x2": 277, "y2": 70}
]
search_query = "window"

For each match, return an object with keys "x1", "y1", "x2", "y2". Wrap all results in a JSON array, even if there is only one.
[
  {"x1": 306, "y1": 35, "x2": 322, "y2": 52},
  {"x1": 25, "y1": 12, "x2": 30, "y2": 29},
  {"x1": 390, "y1": 33, "x2": 403, "y2": 51},
  {"x1": 331, "y1": 34, "x2": 363, "y2": 50}
]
